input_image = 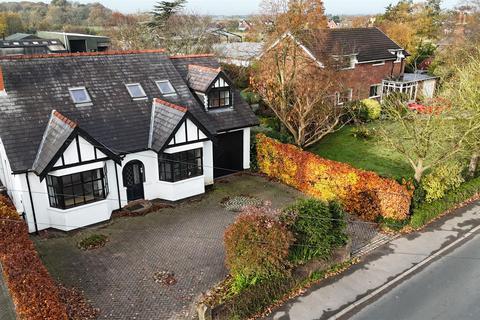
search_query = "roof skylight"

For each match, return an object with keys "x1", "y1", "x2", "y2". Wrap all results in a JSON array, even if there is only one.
[
  {"x1": 69, "y1": 87, "x2": 91, "y2": 104},
  {"x1": 126, "y1": 83, "x2": 147, "y2": 99},
  {"x1": 156, "y1": 80, "x2": 176, "y2": 95}
]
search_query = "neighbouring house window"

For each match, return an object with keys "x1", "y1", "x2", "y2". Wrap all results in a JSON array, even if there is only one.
[
  {"x1": 336, "y1": 89, "x2": 353, "y2": 106},
  {"x1": 208, "y1": 89, "x2": 231, "y2": 108},
  {"x1": 46, "y1": 167, "x2": 108, "y2": 209},
  {"x1": 369, "y1": 84, "x2": 382, "y2": 98},
  {"x1": 126, "y1": 83, "x2": 147, "y2": 99},
  {"x1": 69, "y1": 87, "x2": 92, "y2": 104},
  {"x1": 156, "y1": 80, "x2": 176, "y2": 95},
  {"x1": 158, "y1": 148, "x2": 203, "y2": 182}
]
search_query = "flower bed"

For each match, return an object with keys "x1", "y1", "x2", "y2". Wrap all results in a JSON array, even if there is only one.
[
  {"x1": 0, "y1": 195, "x2": 69, "y2": 320},
  {"x1": 256, "y1": 134, "x2": 411, "y2": 221}
]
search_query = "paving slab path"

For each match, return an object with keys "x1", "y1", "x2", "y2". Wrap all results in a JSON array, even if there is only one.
[{"x1": 268, "y1": 200, "x2": 480, "y2": 320}]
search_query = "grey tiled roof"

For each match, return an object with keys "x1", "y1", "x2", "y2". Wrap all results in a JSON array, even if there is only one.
[
  {"x1": 298, "y1": 27, "x2": 408, "y2": 63},
  {"x1": 0, "y1": 52, "x2": 259, "y2": 173},
  {"x1": 187, "y1": 64, "x2": 221, "y2": 92},
  {"x1": 149, "y1": 99, "x2": 187, "y2": 152},
  {"x1": 32, "y1": 110, "x2": 76, "y2": 175}
]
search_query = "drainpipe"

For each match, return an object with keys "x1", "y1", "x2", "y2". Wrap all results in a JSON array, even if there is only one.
[
  {"x1": 25, "y1": 172, "x2": 39, "y2": 235},
  {"x1": 114, "y1": 163, "x2": 122, "y2": 210}
]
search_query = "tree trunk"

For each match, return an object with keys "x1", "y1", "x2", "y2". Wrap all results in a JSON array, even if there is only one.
[
  {"x1": 414, "y1": 160, "x2": 425, "y2": 183},
  {"x1": 468, "y1": 153, "x2": 479, "y2": 178}
]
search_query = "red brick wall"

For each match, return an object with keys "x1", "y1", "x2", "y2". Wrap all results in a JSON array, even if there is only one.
[{"x1": 342, "y1": 60, "x2": 405, "y2": 100}]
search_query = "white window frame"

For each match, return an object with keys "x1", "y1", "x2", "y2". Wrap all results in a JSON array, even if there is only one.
[
  {"x1": 125, "y1": 83, "x2": 147, "y2": 100},
  {"x1": 69, "y1": 87, "x2": 92, "y2": 104},
  {"x1": 372, "y1": 60, "x2": 385, "y2": 66},
  {"x1": 155, "y1": 80, "x2": 176, "y2": 96},
  {"x1": 369, "y1": 84, "x2": 382, "y2": 98}
]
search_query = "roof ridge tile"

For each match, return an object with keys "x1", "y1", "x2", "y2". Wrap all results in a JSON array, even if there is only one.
[
  {"x1": 0, "y1": 49, "x2": 166, "y2": 61},
  {"x1": 153, "y1": 98, "x2": 188, "y2": 113},
  {"x1": 52, "y1": 110, "x2": 77, "y2": 128},
  {"x1": 169, "y1": 54, "x2": 215, "y2": 59},
  {"x1": 188, "y1": 64, "x2": 222, "y2": 73}
]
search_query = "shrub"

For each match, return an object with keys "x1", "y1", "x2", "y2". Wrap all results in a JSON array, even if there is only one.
[
  {"x1": 422, "y1": 162, "x2": 465, "y2": 202},
  {"x1": 351, "y1": 125, "x2": 374, "y2": 140},
  {"x1": 224, "y1": 207, "x2": 294, "y2": 293},
  {"x1": 410, "y1": 176, "x2": 480, "y2": 228},
  {"x1": 77, "y1": 234, "x2": 108, "y2": 250},
  {"x1": 256, "y1": 134, "x2": 411, "y2": 221},
  {"x1": 360, "y1": 99, "x2": 382, "y2": 121},
  {"x1": 0, "y1": 198, "x2": 68, "y2": 320},
  {"x1": 282, "y1": 199, "x2": 348, "y2": 263}
]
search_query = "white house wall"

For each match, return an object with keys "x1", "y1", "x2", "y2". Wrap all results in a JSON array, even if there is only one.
[
  {"x1": 0, "y1": 137, "x2": 26, "y2": 216},
  {"x1": 20, "y1": 159, "x2": 120, "y2": 233},
  {"x1": 119, "y1": 140, "x2": 213, "y2": 203}
]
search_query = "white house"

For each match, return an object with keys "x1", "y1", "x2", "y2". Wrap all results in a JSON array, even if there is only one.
[{"x1": 0, "y1": 50, "x2": 258, "y2": 233}]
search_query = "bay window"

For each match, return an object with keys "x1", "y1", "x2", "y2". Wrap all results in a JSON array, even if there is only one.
[
  {"x1": 46, "y1": 168, "x2": 108, "y2": 209},
  {"x1": 159, "y1": 148, "x2": 203, "y2": 182}
]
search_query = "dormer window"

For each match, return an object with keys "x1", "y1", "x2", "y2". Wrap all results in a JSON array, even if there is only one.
[
  {"x1": 126, "y1": 83, "x2": 147, "y2": 99},
  {"x1": 209, "y1": 89, "x2": 231, "y2": 108},
  {"x1": 156, "y1": 80, "x2": 176, "y2": 96},
  {"x1": 69, "y1": 87, "x2": 91, "y2": 104}
]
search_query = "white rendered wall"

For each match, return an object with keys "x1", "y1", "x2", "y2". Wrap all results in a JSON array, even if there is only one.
[{"x1": 20, "y1": 159, "x2": 120, "y2": 233}]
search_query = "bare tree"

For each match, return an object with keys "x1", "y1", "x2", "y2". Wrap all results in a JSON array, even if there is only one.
[{"x1": 252, "y1": 34, "x2": 351, "y2": 148}]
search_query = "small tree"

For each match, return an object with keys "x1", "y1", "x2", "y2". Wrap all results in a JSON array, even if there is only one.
[{"x1": 378, "y1": 95, "x2": 476, "y2": 182}]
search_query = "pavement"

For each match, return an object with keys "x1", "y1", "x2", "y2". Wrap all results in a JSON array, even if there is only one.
[
  {"x1": 268, "y1": 200, "x2": 480, "y2": 320},
  {"x1": 0, "y1": 265, "x2": 16, "y2": 320},
  {"x1": 350, "y1": 231, "x2": 480, "y2": 320}
]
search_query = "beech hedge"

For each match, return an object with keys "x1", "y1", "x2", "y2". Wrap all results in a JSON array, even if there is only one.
[
  {"x1": 256, "y1": 134, "x2": 412, "y2": 221},
  {"x1": 0, "y1": 195, "x2": 68, "y2": 320}
]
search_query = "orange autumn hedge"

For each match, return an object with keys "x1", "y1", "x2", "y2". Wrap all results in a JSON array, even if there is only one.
[
  {"x1": 0, "y1": 195, "x2": 68, "y2": 320},
  {"x1": 256, "y1": 134, "x2": 411, "y2": 221}
]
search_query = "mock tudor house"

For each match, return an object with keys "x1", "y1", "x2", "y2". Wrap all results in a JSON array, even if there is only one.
[
  {"x1": 266, "y1": 27, "x2": 437, "y2": 103},
  {"x1": 0, "y1": 50, "x2": 258, "y2": 233}
]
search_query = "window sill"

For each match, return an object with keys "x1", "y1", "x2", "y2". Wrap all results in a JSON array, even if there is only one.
[
  {"x1": 159, "y1": 175, "x2": 204, "y2": 185},
  {"x1": 48, "y1": 199, "x2": 109, "y2": 213}
]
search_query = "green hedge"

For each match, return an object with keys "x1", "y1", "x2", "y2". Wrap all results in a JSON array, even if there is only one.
[{"x1": 410, "y1": 176, "x2": 480, "y2": 228}]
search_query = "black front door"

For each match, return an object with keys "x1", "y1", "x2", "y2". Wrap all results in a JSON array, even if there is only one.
[
  {"x1": 123, "y1": 161, "x2": 145, "y2": 202},
  {"x1": 214, "y1": 131, "x2": 244, "y2": 178}
]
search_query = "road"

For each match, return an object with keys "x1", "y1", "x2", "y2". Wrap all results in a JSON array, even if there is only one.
[{"x1": 349, "y1": 233, "x2": 480, "y2": 320}]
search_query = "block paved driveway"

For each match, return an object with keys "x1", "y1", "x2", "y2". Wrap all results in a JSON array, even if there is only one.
[{"x1": 33, "y1": 174, "x2": 303, "y2": 320}]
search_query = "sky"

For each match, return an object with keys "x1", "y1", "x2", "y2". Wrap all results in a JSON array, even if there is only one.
[{"x1": 27, "y1": 0, "x2": 461, "y2": 15}]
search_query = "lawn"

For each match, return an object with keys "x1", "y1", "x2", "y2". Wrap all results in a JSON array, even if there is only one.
[{"x1": 309, "y1": 123, "x2": 412, "y2": 180}]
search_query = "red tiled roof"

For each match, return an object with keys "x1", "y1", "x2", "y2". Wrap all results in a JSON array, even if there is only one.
[{"x1": 153, "y1": 98, "x2": 188, "y2": 113}]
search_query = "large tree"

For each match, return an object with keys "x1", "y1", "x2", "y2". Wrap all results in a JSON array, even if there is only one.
[
  {"x1": 149, "y1": 0, "x2": 187, "y2": 28},
  {"x1": 252, "y1": 34, "x2": 350, "y2": 148}
]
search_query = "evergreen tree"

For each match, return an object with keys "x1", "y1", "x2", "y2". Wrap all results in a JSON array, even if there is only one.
[{"x1": 149, "y1": 0, "x2": 187, "y2": 28}]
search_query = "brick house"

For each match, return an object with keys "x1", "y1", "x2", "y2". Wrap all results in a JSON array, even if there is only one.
[
  {"x1": 267, "y1": 27, "x2": 437, "y2": 103},
  {"x1": 0, "y1": 50, "x2": 258, "y2": 233}
]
